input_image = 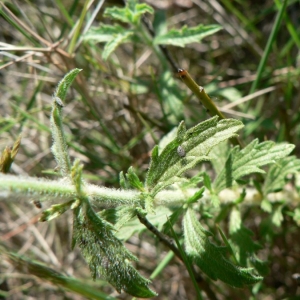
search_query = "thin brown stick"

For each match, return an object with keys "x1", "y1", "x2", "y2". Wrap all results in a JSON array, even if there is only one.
[{"x1": 0, "y1": 3, "x2": 70, "y2": 58}]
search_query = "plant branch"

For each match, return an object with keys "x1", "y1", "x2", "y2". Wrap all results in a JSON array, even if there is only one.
[
  {"x1": 137, "y1": 212, "x2": 182, "y2": 258},
  {"x1": 0, "y1": 174, "x2": 298, "y2": 208},
  {"x1": 136, "y1": 213, "x2": 219, "y2": 300}
]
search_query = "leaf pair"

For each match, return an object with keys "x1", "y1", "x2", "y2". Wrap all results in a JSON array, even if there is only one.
[
  {"x1": 83, "y1": 0, "x2": 222, "y2": 60},
  {"x1": 213, "y1": 139, "x2": 295, "y2": 193}
]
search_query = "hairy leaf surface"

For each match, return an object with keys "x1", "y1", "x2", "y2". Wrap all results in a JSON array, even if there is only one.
[
  {"x1": 184, "y1": 208, "x2": 262, "y2": 287},
  {"x1": 72, "y1": 200, "x2": 156, "y2": 298},
  {"x1": 51, "y1": 69, "x2": 81, "y2": 177},
  {"x1": 146, "y1": 117, "x2": 243, "y2": 195},
  {"x1": 263, "y1": 156, "x2": 300, "y2": 194},
  {"x1": 214, "y1": 139, "x2": 295, "y2": 193},
  {"x1": 154, "y1": 24, "x2": 222, "y2": 47}
]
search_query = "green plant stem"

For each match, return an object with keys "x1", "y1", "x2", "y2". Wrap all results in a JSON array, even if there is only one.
[
  {"x1": 178, "y1": 69, "x2": 226, "y2": 119},
  {"x1": 137, "y1": 213, "x2": 181, "y2": 258},
  {"x1": 216, "y1": 224, "x2": 239, "y2": 265},
  {"x1": 274, "y1": 0, "x2": 300, "y2": 50},
  {"x1": 2, "y1": 175, "x2": 298, "y2": 208},
  {"x1": 141, "y1": 16, "x2": 178, "y2": 71},
  {"x1": 0, "y1": 174, "x2": 142, "y2": 208},
  {"x1": 136, "y1": 20, "x2": 169, "y2": 70},
  {"x1": 54, "y1": 0, "x2": 74, "y2": 27},
  {"x1": 177, "y1": 69, "x2": 243, "y2": 147},
  {"x1": 150, "y1": 251, "x2": 174, "y2": 280},
  {"x1": 249, "y1": 0, "x2": 288, "y2": 95}
]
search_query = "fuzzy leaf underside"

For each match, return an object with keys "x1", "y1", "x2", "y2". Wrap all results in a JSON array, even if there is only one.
[
  {"x1": 214, "y1": 139, "x2": 295, "y2": 193},
  {"x1": 51, "y1": 69, "x2": 81, "y2": 177},
  {"x1": 146, "y1": 116, "x2": 243, "y2": 195},
  {"x1": 184, "y1": 208, "x2": 262, "y2": 287},
  {"x1": 72, "y1": 200, "x2": 156, "y2": 298},
  {"x1": 154, "y1": 24, "x2": 222, "y2": 47},
  {"x1": 263, "y1": 156, "x2": 300, "y2": 195},
  {"x1": 54, "y1": 68, "x2": 81, "y2": 102}
]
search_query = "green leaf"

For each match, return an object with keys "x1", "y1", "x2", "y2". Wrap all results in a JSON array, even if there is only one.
[
  {"x1": 158, "y1": 70, "x2": 184, "y2": 123},
  {"x1": 214, "y1": 139, "x2": 295, "y2": 193},
  {"x1": 72, "y1": 200, "x2": 156, "y2": 298},
  {"x1": 51, "y1": 69, "x2": 81, "y2": 177},
  {"x1": 292, "y1": 207, "x2": 300, "y2": 226},
  {"x1": 229, "y1": 208, "x2": 262, "y2": 267},
  {"x1": 39, "y1": 199, "x2": 79, "y2": 222},
  {"x1": 84, "y1": 24, "x2": 128, "y2": 43},
  {"x1": 54, "y1": 68, "x2": 82, "y2": 102},
  {"x1": 0, "y1": 245, "x2": 117, "y2": 300},
  {"x1": 263, "y1": 156, "x2": 300, "y2": 194},
  {"x1": 168, "y1": 218, "x2": 203, "y2": 299},
  {"x1": 102, "y1": 30, "x2": 134, "y2": 60},
  {"x1": 261, "y1": 199, "x2": 272, "y2": 213},
  {"x1": 154, "y1": 24, "x2": 222, "y2": 47},
  {"x1": 146, "y1": 116, "x2": 243, "y2": 196},
  {"x1": 184, "y1": 208, "x2": 262, "y2": 287},
  {"x1": 83, "y1": 25, "x2": 134, "y2": 60},
  {"x1": 271, "y1": 204, "x2": 284, "y2": 227},
  {"x1": 202, "y1": 172, "x2": 212, "y2": 192},
  {"x1": 162, "y1": 206, "x2": 184, "y2": 234},
  {"x1": 119, "y1": 171, "x2": 128, "y2": 189},
  {"x1": 99, "y1": 206, "x2": 137, "y2": 230},
  {"x1": 125, "y1": 166, "x2": 144, "y2": 191},
  {"x1": 250, "y1": 255, "x2": 269, "y2": 276},
  {"x1": 210, "y1": 140, "x2": 230, "y2": 175},
  {"x1": 104, "y1": 0, "x2": 153, "y2": 25},
  {"x1": 115, "y1": 206, "x2": 172, "y2": 241},
  {"x1": 186, "y1": 187, "x2": 205, "y2": 204}
]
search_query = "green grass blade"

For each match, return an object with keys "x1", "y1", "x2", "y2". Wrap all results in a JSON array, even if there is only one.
[
  {"x1": 0, "y1": 245, "x2": 117, "y2": 300},
  {"x1": 249, "y1": 0, "x2": 288, "y2": 94},
  {"x1": 150, "y1": 251, "x2": 174, "y2": 280}
]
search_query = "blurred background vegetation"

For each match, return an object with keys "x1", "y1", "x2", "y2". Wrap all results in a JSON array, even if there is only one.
[{"x1": 0, "y1": 0, "x2": 300, "y2": 299}]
